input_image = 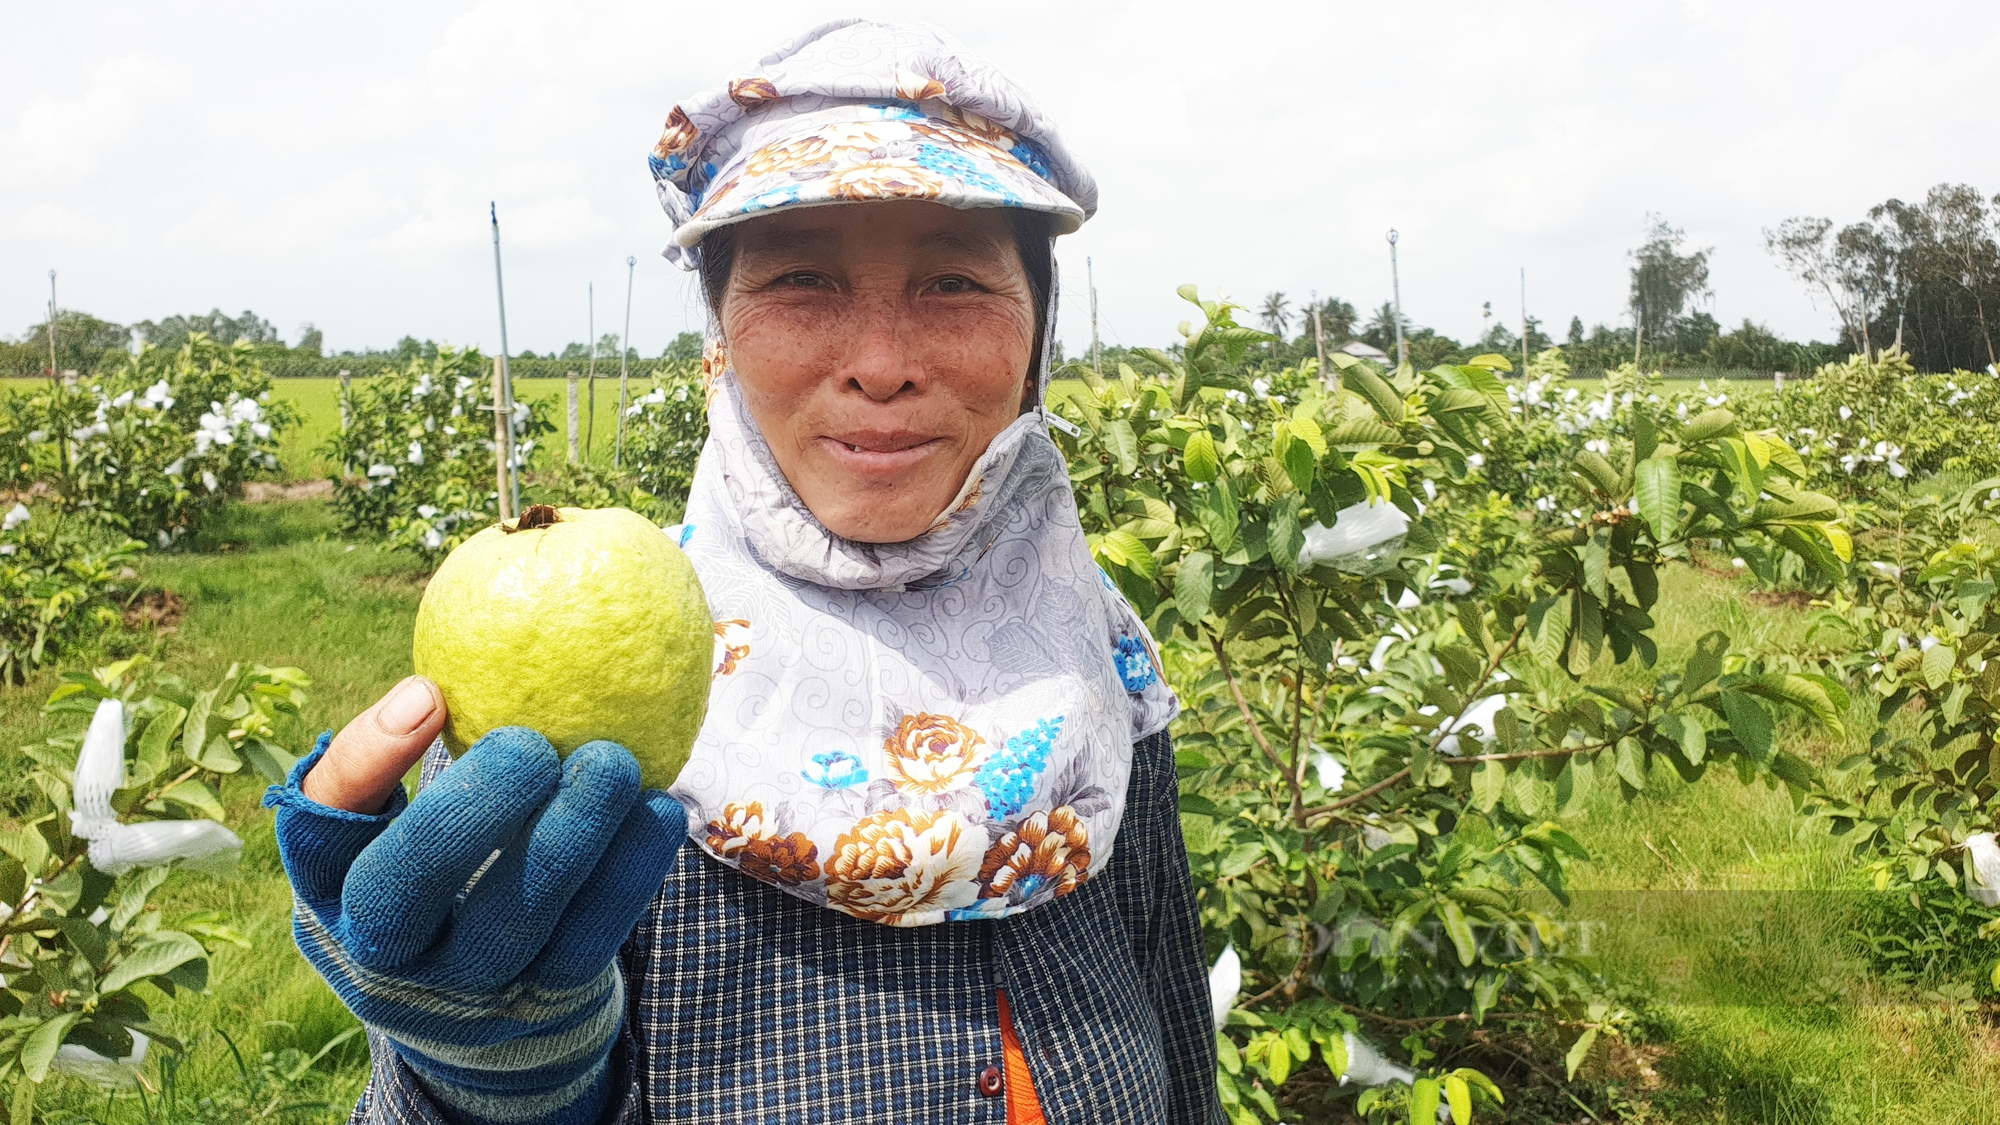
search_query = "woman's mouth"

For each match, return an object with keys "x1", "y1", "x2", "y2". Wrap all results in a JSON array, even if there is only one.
[{"x1": 818, "y1": 432, "x2": 947, "y2": 475}]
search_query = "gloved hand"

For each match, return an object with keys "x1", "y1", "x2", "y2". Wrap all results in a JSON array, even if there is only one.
[{"x1": 266, "y1": 717, "x2": 686, "y2": 1125}]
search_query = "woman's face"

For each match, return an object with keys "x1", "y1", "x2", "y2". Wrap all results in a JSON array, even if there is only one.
[{"x1": 718, "y1": 200, "x2": 1038, "y2": 544}]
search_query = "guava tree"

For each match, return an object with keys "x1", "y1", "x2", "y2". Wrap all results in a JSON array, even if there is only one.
[{"x1": 1049, "y1": 287, "x2": 1853, "y2": 1123}]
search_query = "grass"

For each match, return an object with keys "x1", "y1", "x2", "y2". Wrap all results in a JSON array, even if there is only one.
[
  {"x1": 9, "y1": 501, "x2": 426, "y2": 1123},
  {"x1": 269, "y1": 375, "x2": 653, "y2": 481},
  {"x1": 6, "y1": 395, "x2": 1993, "y2": 1122},
  {"x1": 1538, "y1": 565, "x2": 2000, "y2": 1123},
  {"x1": 8, "y1": 510, "x2": 1985, "y2": 1125}
]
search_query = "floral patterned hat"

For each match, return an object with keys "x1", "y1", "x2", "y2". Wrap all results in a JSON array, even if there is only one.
[{"x1": 649, "y1": 19, "x2": 1098, "y2": 267}]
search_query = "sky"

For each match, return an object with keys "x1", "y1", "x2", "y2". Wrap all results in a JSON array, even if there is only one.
[{"x1": 6, "y1": 1, "x2": 1999, "y2": 361}]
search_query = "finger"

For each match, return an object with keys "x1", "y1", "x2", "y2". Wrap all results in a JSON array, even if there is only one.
[
  {"x1": 308, "y1": 676, "x2": 448, "y2": 814},
  {"x1": 534, "y1": 789, "x2": 688, "y2": 989},
  {"x1": 436, "y1": 742, "x2": 643, "y2": 990},
  {"x1": 339, "y1": 727, "x2": 560, "y2": 970}
]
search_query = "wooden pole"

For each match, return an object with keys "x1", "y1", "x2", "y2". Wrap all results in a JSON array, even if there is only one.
[
  {"x1": 1088, "y1": 256, "x2": 1100, "y2": 377},
  {"x1": 567, "y1": 373, "x2": 581, "y2": 463},
  {"x1": 45, "y1": 271, "x2": 58, "y2": 382},
  {"x1": 492, "y1": 358, "x2": 515, "y2": 522},
  {"x1": 489, "y1": 203, "x2": 522, "y2": 516},
  {"x1": 585, "y1": 283, "x2": 597, "y2": 461},
  {"x1": 1314, "y1": 305, "x2": 1332, "y2": 394},
  {"x1": 616, "y1": 256, "x2": 635, "y2": 470},
  {"x1": 1519, "y1": 267, "x2": 1528, "y2": 372}
]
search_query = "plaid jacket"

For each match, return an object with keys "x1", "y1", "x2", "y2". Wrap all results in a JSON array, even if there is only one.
[{"x1": 349, "y1": 730, "x2": 1224, "y2": 1124}]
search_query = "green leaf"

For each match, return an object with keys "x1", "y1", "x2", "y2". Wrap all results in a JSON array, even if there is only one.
[
  {"x1": 99, "y1": 931, "x2": 207, "y2": 995},
  {"x1": 1446, "y1": 1074, "x2": 1475, "y2": 1125},
  {"x1": 1266, "y1": 1036, "x2": 1292, "y2": 1085},
  {"x1": 1281, "y1": 433, "x2": 1317, "y2": 493},
  {"x1": 1428, "y1": 387, "x2": 1491, "y2": 417},
  {"x1": 1184, "y1": 430, "x2": 1219, "y2": 482},
  {"x1": 1565, "y1": 1027, "x2": 1600, "y2": 1080},
  {"x1": 1324, "y1": 417, "x2": 1400, "y2": 446},
  {"x1": 1681, "y1": 407, "x2": 1738, "y2": 444},
  {"x1": 1718, "y1": 436, "x2": 1765, "y2": 499},
  {"x1": 1720, "y1": 691, "x2": 1774, "y2": 765},
  {"x1": 1684, "y1": 631, "x2": 1729, "y2": 694},
  {"x1": 0, "y1": 855, "x2": 22, "y2": 908},
  {"x1": 1216, "y1": 1032, "x2": 1242, "y2": 1075},
  {"x1": 1174, "y1": 551, "x2": 1215, "y2": 623},
  {"x1": 1440, "y1": 900, "x2": 1477, "y2": 967},
  {"x1": 20, "y1": 1013, "x2": 80, "y2": 1083},
  {"x1": 1633, "y1": 410, "x2": 1658, "y2": 462},
  {"x1": 1751, "y1": 491, "x2": 1840, "y2": 523},
  {"x1": 1472, "y1": 759, "x2": 1506, "y2": 814},
  {"x1": 1527, "y1": 595, "x2": 1571, "y2": 667},
  {"x1": 239, "y1": 739, "x2": 298, "y2": 786},
  {"x1": 9, "y1": 1074, "x2": 35, "y2": 1125},
  {"x1": 1574, "y1": 450, "x2": 1622, "y2": 496},
  {"x1": 1410, "y1": 1077, "x2": 1441, "y2": 1125},
  {"x1": 1923, "y1": 643, "x2": 1957, "y2": 690},
  {"x1": 1615, "y1": 737, "x2": 1647, "y2": 791},
  {"x1": 1452, "y1": 1067, "x2": 1504, "y2": 1104},
  {"x1": 161, "y1": 779, "x2": 227, "y2": 822},
  {"x1": 1104, "y1": 419, "x2": 1139, "y2": 475},
  {"x1": 1344, "y1": 364, "x2": 1404, "y2": 425},
  {"x1": 1738, "y1": 673, "x2": 1847, "y2": 735},
  {"x1": 1198, "y1": 479, "x2": 1240, "y2": 556},
  {"x1": 1634, "y1": 456, "x2": 1680, "y2": 539},
  {"x1": 1658, "y1": 713, "x2": 1706, "y2": 766},
  {"x1": 136, "y1": 700, "x2": 186, "y2": 786},
  {"x1": 0, "y1": 829, "x2": 48, "y2": 880},
  {"x1": 1583, "y1": 532, "x2": 1611, "y2": 603},
  {"x1": 1319, "y1": 1027, "x2": 1349, "y2": 1079},
  {"x1": 194, "y1": 732, "x2": 243, "y2": 775},
  {"x1": 182, "y1": 687, "x2": 216, "y2": 765}
]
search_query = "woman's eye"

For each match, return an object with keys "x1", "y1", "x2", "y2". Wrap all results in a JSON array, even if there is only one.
[
  {"x1": 777, "y1": 272, "x2": 826, "y2": 289},
  {"x1": 934, "y1": 276, "x2": 978, "y2": 294}
]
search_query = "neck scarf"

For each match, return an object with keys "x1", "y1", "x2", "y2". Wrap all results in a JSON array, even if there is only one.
[{"x1": 666, "y1": 370, "x2": 1178, "y2": 926}]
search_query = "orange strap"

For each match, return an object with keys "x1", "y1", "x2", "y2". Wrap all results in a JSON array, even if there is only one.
[{"x1": 996, "y1": 988, "x2": 1048, "y2": 1125}]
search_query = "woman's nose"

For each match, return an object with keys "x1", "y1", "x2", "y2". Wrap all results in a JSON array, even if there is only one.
[{"x1": 838, "y1": 305, "x2": 927, "y2": 402}]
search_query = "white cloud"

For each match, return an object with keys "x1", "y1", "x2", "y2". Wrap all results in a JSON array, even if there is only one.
[{"x1": 4, "y1": 0, "x2": 1999, "y2": 357}]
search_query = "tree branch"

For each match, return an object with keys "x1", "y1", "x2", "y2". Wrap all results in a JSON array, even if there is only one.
[{"x1": 1209, "y1": 634, "x2": 1301, "y2": 813}]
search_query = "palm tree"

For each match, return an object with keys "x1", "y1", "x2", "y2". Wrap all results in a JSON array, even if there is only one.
[{"x1": 1259, "y1": 292, "x2": 1293, "y2": 340}]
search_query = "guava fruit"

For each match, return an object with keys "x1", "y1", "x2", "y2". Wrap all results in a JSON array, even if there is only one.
[{"x1": 413, "y1": 505, "x2": 712, "y2": 789}]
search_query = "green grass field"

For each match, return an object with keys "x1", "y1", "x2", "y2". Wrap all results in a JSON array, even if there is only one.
[
  {"x1": 270, "y1": 375, "x2": 653, "y2": 481},
  {"x1": 5, "y1": 388, "x2": 1995, "y2": 1124}
]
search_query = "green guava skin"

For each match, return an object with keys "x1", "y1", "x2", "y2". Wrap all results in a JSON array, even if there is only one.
[{"x1": 412, "y1": 506, "x2": 711, "y2": 790}]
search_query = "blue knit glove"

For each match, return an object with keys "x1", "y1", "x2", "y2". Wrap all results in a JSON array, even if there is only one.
[{"x1": 265, "y1": 727, "x2": 686, "y2": 1125}]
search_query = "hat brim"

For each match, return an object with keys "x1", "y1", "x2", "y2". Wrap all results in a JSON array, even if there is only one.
[{"x1": 669, "y1": 105, "x2": 1086, "y2": 250}]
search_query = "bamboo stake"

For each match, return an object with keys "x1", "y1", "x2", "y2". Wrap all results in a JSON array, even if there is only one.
[
  {"x1": 585, "y1": 283, "x2": 597, "y2": 461},
  {"x1": 492, "y1": 358, "x2": 514, "y2": 522},
  {"x1": 616, "y1": 256, "x2": 635, "y2": 469},
  {"x1": 567, "y1": 373, "x2": 581, "y2": 463},
  {"x1": 489, "y1": 203, "x2": 521, "y2": 516}
]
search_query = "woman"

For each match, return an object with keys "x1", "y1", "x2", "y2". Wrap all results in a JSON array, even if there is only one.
[{"x1": 268, "y1": 20, "x2": 1222, "y2": 1125}]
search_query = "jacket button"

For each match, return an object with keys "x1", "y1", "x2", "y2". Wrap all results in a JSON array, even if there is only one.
[{"x1": 978, "y1": 1065, "x2": 1004, "y2": 1097}]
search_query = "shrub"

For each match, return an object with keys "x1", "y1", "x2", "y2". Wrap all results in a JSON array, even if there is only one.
[
  {"x1": 0, "y1": 657, "x2": 312, "y2": 1113},
  {"x1": 0, "y1": 335, "x2": 294, "y2": 547},
  {"x1": 616, "y1": 360, "x2": 708, "y2": 520},
  {"x1": 1052, "y1": 286, "x2": 1852, "y2": 1121},
  {"x1": 322, "y1": 348, "x2": 554, "y2": 558},
  {"x1": 0, "y1": 506, "x2": 141, "y2": 685}
]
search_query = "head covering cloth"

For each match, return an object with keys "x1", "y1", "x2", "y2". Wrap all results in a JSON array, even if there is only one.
[{"x1": 651, "y1": 19, "x2": 1176, "y2": 926}]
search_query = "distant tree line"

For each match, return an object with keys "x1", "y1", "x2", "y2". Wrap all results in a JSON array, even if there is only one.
[
  {"x1": 18, "y1": 185, "x2": 1998, "y2": 380},
  {"x1": 1249, "y1": 214, "x2": 1854, "y2": 378},
  {"x1": 0, "y1": 307, "x2": 705, "y2": 379},
  {"x1": 1766, "y1": 183, "x2": 2000, "y2": 372}
]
